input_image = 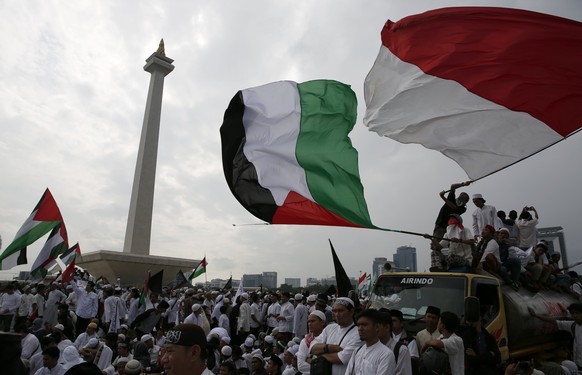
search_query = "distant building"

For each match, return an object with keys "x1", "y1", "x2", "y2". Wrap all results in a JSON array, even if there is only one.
[
  {"x1": 393, "y1": 246, "x2": 417, "y2": 272},
  {"x1": 372, "y1": 257, "x2": 388, "y2": 282},
  {"x1": 243, "y1": 272, "x2": 277, "y2": 289},
  {"x1": 303, "y1": 276, "x2": 357, "y2": 289},
  {"x1": 306, "y1": 278, "x2": 319, "y2": 287},
  {"x1": 204, "y1": 278, "x2": 240, "y2": 290},
  {"x1": 537, "y1": 227, "x2": 568, "y2": 266},
  {"x1": 285, "y1": 278, "x2": 301, "y2": 288}
]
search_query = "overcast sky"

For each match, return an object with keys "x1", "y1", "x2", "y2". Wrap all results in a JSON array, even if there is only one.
[{"x1": 1, "y1": 1, "x2": 581, "y2": 285}]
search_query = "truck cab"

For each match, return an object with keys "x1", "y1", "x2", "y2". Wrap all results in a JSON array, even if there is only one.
[{"x1": 368, "y1": 272, "x2": 574, "y2": 361}]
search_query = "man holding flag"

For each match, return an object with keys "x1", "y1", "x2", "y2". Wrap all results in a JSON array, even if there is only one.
[{"x1": 71, "y1": 280, "x2": 98, "y2": 336}]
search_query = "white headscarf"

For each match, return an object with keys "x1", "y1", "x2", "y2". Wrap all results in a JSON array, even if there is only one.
[{"x1": 62, "y1": 346, "x2": 84, "y2": 370}]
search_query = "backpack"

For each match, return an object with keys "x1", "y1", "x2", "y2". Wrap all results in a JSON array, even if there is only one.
[{"x1": 418, "y1": 347, "x2": 451, "y2": 375}]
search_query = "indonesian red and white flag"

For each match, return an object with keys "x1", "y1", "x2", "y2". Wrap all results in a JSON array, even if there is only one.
[{"x1": 364, "y1": 7, "x2": 582, "y2": 180}]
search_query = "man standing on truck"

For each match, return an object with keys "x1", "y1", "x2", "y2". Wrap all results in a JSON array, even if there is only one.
[
  {"x1": 472, "y1": 194, "x2": 497, "y2": 241},
  {"x1": 529, "y1": 302, "x2": 582, "y2": 371},
  {"x1": 430, "y1": 182, "x2": 471, "y2": 271}
]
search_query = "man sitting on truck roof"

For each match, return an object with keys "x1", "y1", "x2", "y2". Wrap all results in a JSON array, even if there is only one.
[
  {"x1": 474, "y1": 225, "x2": 501, "y2": 276},
  {"x1": 427, "y1": 214, "x2": 474, "y2": 272}
]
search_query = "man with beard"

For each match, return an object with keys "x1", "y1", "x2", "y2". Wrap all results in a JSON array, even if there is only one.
[{"x1": 310, "y1": 297, "x2": 362, "y2": 375}]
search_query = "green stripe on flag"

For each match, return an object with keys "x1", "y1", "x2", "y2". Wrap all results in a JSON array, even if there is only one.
[
  {"x1": 296, "y1": 80, "x2": 374, "y2": 228},
  {"x1": 0, "y1": 220, "x2": 62, "y2": 262}
]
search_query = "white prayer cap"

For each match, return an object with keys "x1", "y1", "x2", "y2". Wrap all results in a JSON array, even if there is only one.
[
  {"x1": 288, "y1": 344, "x2": 299, "y2": 356},
  {"x1": 244, "y1": 337, "x2": 254, "y2": 347},
  {"x1": 307, "y1": 294, "x2": 317, "y2": 303},
  {"x1": 221, "y1": 345, "x2": 232, "y2": 356},
  {"x1": 140, "y1": 334, "x2": 154, "y2": 343},
  {"x1": 264, "y1": 335, "x2": 274, "y2": 344},
  {"x1": 472, "y1": 193, "x2": 484, "y2": 200},
  {"x1": 84, "y1": 338, "x2": 99, "y2": 348},
  {"x1": 309, "y1": 310, "x2": 326, "y2": 322},
  {"x1": 333, "y1": 297, "x2": 354, "y2": 308},
  {"x1": 192, "y1": 304, "x2": 201, "y2": 312},
  {"x1": 295, "y1": 293, "x2": 304, "y2": 301},
  {"x1": 54, "y1": 324, "x2": 64, "y2": 331}
]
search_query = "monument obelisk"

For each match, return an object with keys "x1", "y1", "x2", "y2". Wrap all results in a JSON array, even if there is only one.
[
  {"x1": 78, "y1": 41, "x2": 196, "y2": 285},
  {"x1": 123, "y1": 40, "x2": 174, "y2": 255}
]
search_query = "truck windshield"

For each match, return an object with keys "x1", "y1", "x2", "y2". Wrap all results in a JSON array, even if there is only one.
[{"x1": 368, "y1": 275, "x2": 467, "y2": 319}]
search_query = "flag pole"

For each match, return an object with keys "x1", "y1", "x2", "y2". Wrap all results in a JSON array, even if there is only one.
[{"x1": 204, "y1": 252, "x2": 208, "y2": 290}]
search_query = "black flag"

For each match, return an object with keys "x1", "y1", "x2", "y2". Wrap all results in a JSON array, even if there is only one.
[
  {"x1": 170, "y1": 270, "x2": 190, "y2": 290},
  {"x1": 221, "y1": 276, "x2": 233, "y2": 292},
  {"x1": 148, "y1": 270, "x2": 164, "y2": 295},
  {"x1": 329, "y1": 239, "x2": 353, "y2": 298}
]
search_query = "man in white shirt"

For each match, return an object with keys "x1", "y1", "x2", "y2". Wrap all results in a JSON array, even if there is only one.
[
  {"x1": 103, "y1": 287, "x2": 126, "y2": 333},
  {"x1": 35, "y1": 346, "x2": 65, "y2": 375},
  {"x1": 185, "y1": 304, "x2": 205, "y2": 327},
  {"x1": 250, "y1": 293, "x2": 262, "y2": 337},
  {"x1": 17, "y1": 285, "x2": 34, "y2": 326},
  {"x1": 293, "y1": 294, "x2": 309, "y2": 339},
  {"x1": 309, "y1": 297, "x2": 362, "y2": 375},
  {"x1": 74, "y1": 322, "x2": 98, "y2": 350},
  {"x1": 266, "y1": 293, "x2": 281, "y2": 334},
  {"x1": 390, "y1": 309, "x2": 419, "y2": 359},
  {"x1": 346, "y1": 309, "x2": 395, "y2": 375},
  {"x1": 377, "y1": 309, "x2": 411, "y2": 375},
  {"x1": 416, "y1": 306, "x2": 441, "y2": 353},
  {"x1": 471, "y1": 193, "x2": 497, "y2": 241},
  {"x1": 237, "y1": 293, "x2": 251, "y2": 341},
  {"x1": 530, "y1": 303, "x2": 582, "y2": 370},
  {"x1": 16, "y1": 323, "x2": 42, "y2": 360},
  {"x1": 297, "y1": 310, "x2": 326, "y2": 374},
  {"x1": 0, "y1": 283, "x2": 21, "y2": 331},
  {"x1": 277, "y1": 292, "x2": 295, "y2": 341},
  {"x1": 476, "y1": 225, "x2": 502, "y2": 273},
  {"x1": 72, "y1": 280, "x2": 98, "y2": 336},
  {"x1": 422, "y1": 311, "x2": 464, "y2": 375}
]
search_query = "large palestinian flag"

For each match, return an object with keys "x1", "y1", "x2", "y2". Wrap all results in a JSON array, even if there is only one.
[
  {"x1": 221, "y1": 80, "x2": 374, "y2": 228},
  {"x1": 364, "y1": 7, "x2": 582, "y2": 180},
  {"x1": 0, "y1": 188, "x2": 64, "y2": 270}
]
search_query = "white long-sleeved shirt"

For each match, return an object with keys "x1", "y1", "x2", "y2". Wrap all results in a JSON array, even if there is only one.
[
  {"x1": 472, "y1": 204, "x2": 497, "y2": 237},
  {"x1": 72, "y1": 282, "x2": 98, "y2": 319},
  {"x1": 0, "y1": 291, "x2": 21, "y2": 313},
  {"x1": 345, "y1": 340, "x2": 395, "y2": 375},
  {"x1": 278, "y1": 301, "x2": 295, "y2": 333},
  {"x1": 293, "y1": 303, "x2": 309, "y2": 338},
  {"x1": 21, "y1": 333, "x2": 41, "y2": 360}
]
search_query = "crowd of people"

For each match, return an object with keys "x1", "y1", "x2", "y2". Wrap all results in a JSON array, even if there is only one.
[
  {"x1": 2, "y1": 271, "x2": 582, "y2": 375},
  {"x1": 427, "y1": 181, "x2": 579, "y2": 295},
  {"x1": 0, "y1": 183, "x2": 581, "y2": 375}
]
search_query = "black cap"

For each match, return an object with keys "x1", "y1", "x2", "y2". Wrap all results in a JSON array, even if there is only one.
[
  {"x1": 390, "y1": 309, "x2": 403, "y2": 321},
  {"x1": 426, "y1": 306, "x2": 441, "y2": 316}
]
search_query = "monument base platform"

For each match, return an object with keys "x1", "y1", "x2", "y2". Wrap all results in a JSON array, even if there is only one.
[{"x1": 77, "y1": 250, "x2": 198, "y2": 287}]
